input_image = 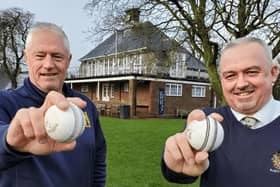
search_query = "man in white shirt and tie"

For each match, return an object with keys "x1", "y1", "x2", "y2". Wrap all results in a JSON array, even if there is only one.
[
  {"x1": 161, "y1": 37, "x2": 280, "y2": 187},
  {"x1": 233, "y1": 96, "x2": 280, "y2": 129}
]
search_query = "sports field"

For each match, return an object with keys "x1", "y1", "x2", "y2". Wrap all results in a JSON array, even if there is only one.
[{"x1": 100, "y1": 117, "x2": 199, "y2": 187}]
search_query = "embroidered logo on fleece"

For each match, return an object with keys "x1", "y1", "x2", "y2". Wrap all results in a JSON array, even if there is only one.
[
  {"x1": 270, "y1": 152, "x2": 280, "y2": 173},
  {"x1": 83, "y1": 112, "x2": 91, "y2": 128}
]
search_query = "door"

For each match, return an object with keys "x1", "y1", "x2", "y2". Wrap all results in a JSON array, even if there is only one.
[{"x1": 102, "y1": 83, "x2": 110, "y2": 101}]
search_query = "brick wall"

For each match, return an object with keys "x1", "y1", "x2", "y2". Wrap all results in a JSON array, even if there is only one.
[
  {"x1": 149, "y1": 81, "x2": 211, "y2": 117},
  {"x1": 70, "y1": 80, "x2": 211, "y2": 118}
]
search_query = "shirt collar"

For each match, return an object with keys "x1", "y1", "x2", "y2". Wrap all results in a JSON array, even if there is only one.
[
  {"x1": 22, "y1": 78, "x2": 74, "y2": 105},
  {"x1": 231, "y1": 97, "x2": 280, "y2": 128}
]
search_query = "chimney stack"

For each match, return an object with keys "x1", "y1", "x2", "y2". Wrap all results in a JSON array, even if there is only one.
[{"x1": 125, "y1": 8, "x2": 140, "y2": 25}]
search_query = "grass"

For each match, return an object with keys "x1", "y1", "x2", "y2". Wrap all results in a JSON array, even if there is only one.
[{"x1": 100, "y1": 117, "x2": 200, "y2": 187}]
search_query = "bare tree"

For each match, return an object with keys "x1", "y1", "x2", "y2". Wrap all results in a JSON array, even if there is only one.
[
  {"x1": 84, "y1": 0, "x2": 280, "y2": 104},
  {"x1": 0, "y1": 8, "x2": 34, "y2": 88}
]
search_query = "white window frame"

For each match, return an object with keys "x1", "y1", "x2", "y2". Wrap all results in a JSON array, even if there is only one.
[
  {"x1": 102, "y1": 83, "x2": 110, "y2": 101},
  {"x1": 124, "y1": 82, "x2": 129, "y2": 92},
  {"x1": 110, "y1": 84, "x2": 115, "y2": 98},
  {"x1": 170, "y1": 53, "x2": 185, "y2": 78},
  {"x1": 165, "y1": 83, "x2": 182, "y2": 96},
  {"x1": 192, "y1": 85, "x2": 206, "y2": 97}
]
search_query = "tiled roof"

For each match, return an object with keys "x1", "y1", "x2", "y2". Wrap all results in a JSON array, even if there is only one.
[
  {"x1": 81, "y1": 21, "x2": 206, "y2": 71},
  {"x1": 185, "y1": 53, "x2": 207, "y2": 70}
]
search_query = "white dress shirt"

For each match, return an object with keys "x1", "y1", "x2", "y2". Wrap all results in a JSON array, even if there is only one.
[{"x1": 231, "y1": 97, "x2": 280, "y2": 129}]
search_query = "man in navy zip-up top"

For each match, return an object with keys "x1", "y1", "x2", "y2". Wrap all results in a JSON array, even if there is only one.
[
  {"x1": 0, "y1": 22, "x2": 106, "y2": 187},
  {"x1": 161, "y1": 37, "x2": 280, "y2": 186}
]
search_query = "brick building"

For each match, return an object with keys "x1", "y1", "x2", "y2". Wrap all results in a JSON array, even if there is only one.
[{"x1": 66, "y1": 8, "x2": 212, "y2": 118}]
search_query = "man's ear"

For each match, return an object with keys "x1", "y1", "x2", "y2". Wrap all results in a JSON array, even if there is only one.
[
  {"x1": 23, "y1": 49, "x2": 28, "y2": 65},
  {"x1": 67, "y1": 54, "x2": 72, "y2": 67},
  {"x1": 271, "y1": 64, "x2": 279, "y2": 83}
]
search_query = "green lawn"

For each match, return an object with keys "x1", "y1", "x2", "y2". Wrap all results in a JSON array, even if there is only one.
[{"x1": 100, "y1": 117, "x2": 200, "y2": 187}]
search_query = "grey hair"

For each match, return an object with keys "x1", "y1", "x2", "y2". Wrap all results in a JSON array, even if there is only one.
[
  {"x1": 25, "y1": 22, "x2": 70, "y2": 52},
  {"x1": 217, "y1": 37, "x2": 274, "y2": 73}
]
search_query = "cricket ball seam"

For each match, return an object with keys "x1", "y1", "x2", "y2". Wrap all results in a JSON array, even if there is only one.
[
  {"x1": 186, "y1": 116, "x2": 224, "y2": 152},
  {"x1": 208, "y1": 118, "x2": 218, "y2": 151},
  {"x1": 199, "y1": 116, "x2": 210, "y2": 151}
]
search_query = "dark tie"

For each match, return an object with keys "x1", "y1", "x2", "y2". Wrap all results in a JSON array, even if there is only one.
[{"x1": 240, "y1": 116, "x2": 258, "y2": 129}]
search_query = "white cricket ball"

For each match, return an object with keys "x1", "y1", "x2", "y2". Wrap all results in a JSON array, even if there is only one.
[
  {"x1": 185, "y1": 116, "x2": 224, "y2": 152},
  {"x1": 44, "y1": 102, "x2": 86, "y2": 143}
]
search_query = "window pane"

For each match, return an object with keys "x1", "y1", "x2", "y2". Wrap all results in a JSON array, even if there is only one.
[
  {"x1": 170, "y1": 84, "x2": 177, "y2": 95},
  {"x1": 192, "y1": 86, "x2": 206, "y2": 97},
  {"x1": 165, "y1": 83, "x2": 182, "y2": 96},
  {"x1": 178, "y1": 85, "x2": 182, "y2": 96},
  {"x1": 165, "y1": 84, "x2": 170, "y2": 96}
]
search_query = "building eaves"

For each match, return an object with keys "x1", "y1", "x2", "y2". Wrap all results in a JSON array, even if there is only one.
[{"x1": 65, "y1": 73, "x2": 209, "y2": 85}]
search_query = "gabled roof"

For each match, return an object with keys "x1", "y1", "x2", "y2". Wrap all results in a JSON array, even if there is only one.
[
  {"x1": 81, "y1": 21, "x2": 185, "y2": 59},
  {"x1": 185, "y1": 53, "x2": 207, "y2": 71},
  {"x1": 81, "y1": 21, "x2": 206, "y2": 71}
]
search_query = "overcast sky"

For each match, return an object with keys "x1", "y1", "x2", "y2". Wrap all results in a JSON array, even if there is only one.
[{"x1": 0, "y1": 0, "x2": 94, "y2": 68}]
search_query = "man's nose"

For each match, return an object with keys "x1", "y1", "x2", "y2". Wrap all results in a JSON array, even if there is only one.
[
  {"x1": 43, "y1": 55, "x2": 55, "y2": 68},
  {"x1": 236, "y1": 74, "x2": 249, "y2": 88}
]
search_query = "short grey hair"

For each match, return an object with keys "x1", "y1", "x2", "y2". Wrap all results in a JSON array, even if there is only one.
[
  {"x1": 25, "y1": 22, "x2": 70, "y2": 52},
  {"x1": 217, "y1": 37, "x2": 274, "y2": 73}
]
